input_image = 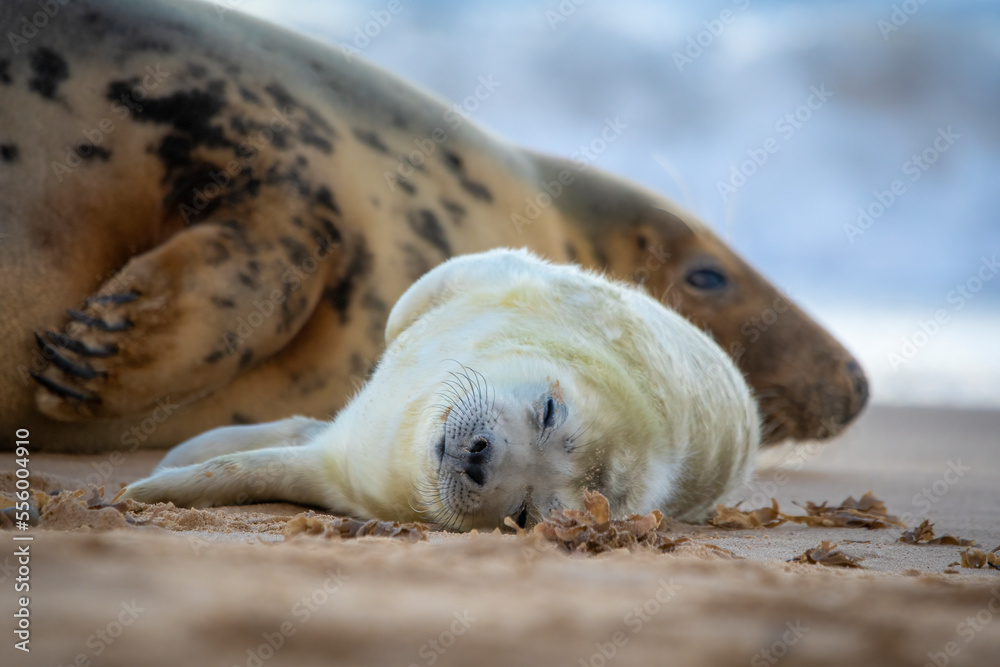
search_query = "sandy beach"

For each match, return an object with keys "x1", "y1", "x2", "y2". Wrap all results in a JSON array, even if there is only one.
[{"x1": 2, "y1": 403, "x2": 998, "y2": 666}]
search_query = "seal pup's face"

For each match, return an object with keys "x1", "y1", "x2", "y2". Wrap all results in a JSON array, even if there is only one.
[{"x1": 423, "y1": 367, "x2": 588, "y2": 532}]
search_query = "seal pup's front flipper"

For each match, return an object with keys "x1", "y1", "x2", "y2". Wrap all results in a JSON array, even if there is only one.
[
  {"x1": 152, "y1": 415, "x2": 328, "y2": 471},
  {"x1": 118, "y1": 442, "x2": 330, "y2": 509}
]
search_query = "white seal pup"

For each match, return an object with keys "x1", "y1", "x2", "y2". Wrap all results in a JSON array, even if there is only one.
[{"x1": 120, "y1": 249, "x2": 759, "y2": 529}]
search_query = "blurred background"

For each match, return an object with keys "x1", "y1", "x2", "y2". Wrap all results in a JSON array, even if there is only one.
[{"x1": 234, "y1": 0, "x2": 999, "y2": 409}]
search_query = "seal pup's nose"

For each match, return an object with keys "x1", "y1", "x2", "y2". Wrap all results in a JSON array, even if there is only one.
[{"x1": 462, "y1": 435, "x2": 490, "y2": 486}]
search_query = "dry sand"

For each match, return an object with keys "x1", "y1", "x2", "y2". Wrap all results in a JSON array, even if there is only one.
[{"x1": 1, "y1": 404, "x2": 998, "y2": 666}]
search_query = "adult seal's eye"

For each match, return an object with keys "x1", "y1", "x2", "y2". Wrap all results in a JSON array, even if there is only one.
[{"x1": 685, "y1": 268, "x2": 728, "y2": 290}]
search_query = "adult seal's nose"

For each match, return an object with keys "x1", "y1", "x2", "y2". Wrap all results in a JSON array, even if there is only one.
[
  {"x1": 462, "y1": 435, "x2": 490, "y2": 486},
  {"x1": 843, "y1": 359, "x2": 869, "y2": 422}
]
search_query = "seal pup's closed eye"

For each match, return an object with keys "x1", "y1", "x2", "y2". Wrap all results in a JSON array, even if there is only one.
[{"x1": 120, "y1": 249, "x2": 759, "y2": 530}]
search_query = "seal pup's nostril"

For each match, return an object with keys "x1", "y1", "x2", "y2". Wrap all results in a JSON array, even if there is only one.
[
  {"x1": 463, "y1": 462, "x2": 486, "y2": 486},
  {"x1": 469, "y1": 437, "x2": 489, "y2": 454}
]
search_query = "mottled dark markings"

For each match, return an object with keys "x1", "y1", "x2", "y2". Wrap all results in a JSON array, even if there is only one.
[
  {"x1": 211, "y1": 295, "x2": 237, "y2": 309},
  {"x1": 362, "y1": 291, "x2": 388, "y2": 314},
  {"x1": 205, "y1": 239, "x2": 231, "y2": 266},
  {"x1": 239, "y1": 87, "x2": 262, "y2": 105},
  {"x1": 231, "y1": 412, "x2": 255, "y2": 425},
  {"x1": 263, "y1": 83, "x2": 297, "y2": 109},
  {"x1": 238, "y1": 272, "x2": 257, "y2": 289},
  {"x1": 363, "y1": 292, "x2": 389, "y2": 343},
  {"x1": 299, "y1": 125, "x2": 333, "y2": 153},
  {"x1": 407, "y1": 208, "x2": 451, "y2": 257},
  {"x1": 394, "y1": 175, "x2": 416, "y2": 196},
  {"x1": 187, "y1": 63, "x2": 207, "y2": 78},
  {"x1": 0, "y1": 60, "x2": 11, "y2": 85},
  {"x1": 460, "y1": 179, "x2": 493, "y2": 203},
  {"x1": 315, "y1": 186, "x2": 341, "y2": 215},
  {"x1": 0, "y1": 144, "x2": 18, "y2": 162},
  {"x1": 352, "y1": 128, "x2": 389, "y2": 154},
  {"x1": 229, "y1": 115, "x2": 249, "y2": 134},
  {"x1": 442, "y1": 150, "x2": 463, "y2": 173},
  {"x1": 280, "y1": 235, "x2": 309, "y2": 266},
  {"x1": 308, "y1": 60, "x2": 325, "y2": 73},
  {"x1": 239, "y1": 349, "x2": 254, "y2": 369},
  {"x1": 440, "y1": 198, "x2": 467, "y2": 224},
  {"x1": 440, "y1": 149, "x2": 493, "y2": 202},
  {"x1": 204, "y1": 350, "x2": 225, "y2": 364},
  {"x1": 264, "y1": 163, "x2": 310, "y2": 196},
  {"x1": 131, "y1": 38, "x2": 172, "y2": 54},
  {"x1": 295, "y1": 155, "x2": 308, "y2": 167},
  {"x1": 107, "y1": 78, "x2": 231, "y2": 181},
  {"x1": 322, "y1": 238, "x2": 373, "y2": 324},
  {"x1": 263, "y1": 81, "x2": 336, "y2": 136},
  {"x1": 28, "y1": 48, "x2": 69, "y2": 100},
  {"x1": 315, "y1": 217, "x2": 342, "y2": 248},
  {"x1": 246, "y1": 260, "x2": 261, "y2": 275},
  {"x1": 400, "y1": 154, "x2": 426, "y2": 172},
  {"x1": 399, "y1": 242, "x2": 432, "y2": 282},
  {"x1": 275, "y1": 278, "x2": 305, "y2": 334}
]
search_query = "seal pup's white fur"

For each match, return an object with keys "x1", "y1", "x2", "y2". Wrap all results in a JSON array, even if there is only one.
[{"x1": 120, "y1": 249, "x2": 758, "y2": 529}]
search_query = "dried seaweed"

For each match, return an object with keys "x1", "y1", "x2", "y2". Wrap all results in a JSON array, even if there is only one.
[
  {"x1": 709, "y1": 499, "x2": 786, "y2": 529},
  {"x1": 786, "y1": 491, "x2": 904, "y2": 529},
  {"x1": 790, "y1": 541, "x2": 864, "y2": 568},
  {"x1": 284, "y1": 512, "x2": 429, "y2": 542},
  {"x1": 959, "y1": 547, "x2": 1000, "y2": 570},
  {"x1": 533, "y1": 491, "x2": 734, "y2": 557},
  {"x1": 709, "y1": 492, "x2": 903, "y2": 531},
  {"x1": 898, "y1": 520, "x2": 976, "y2": 546}
]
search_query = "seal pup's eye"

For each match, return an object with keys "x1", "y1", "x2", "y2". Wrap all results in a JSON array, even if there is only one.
[
  {"x1": 542, "y1": 397, "x2": 556, "y2": 430},
  {"x1": 535, "y1": 392, "x2": 566, "y2": 442},
  {"x1": 685, "y1": 267, "x2": 728, "y2": 291}
]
